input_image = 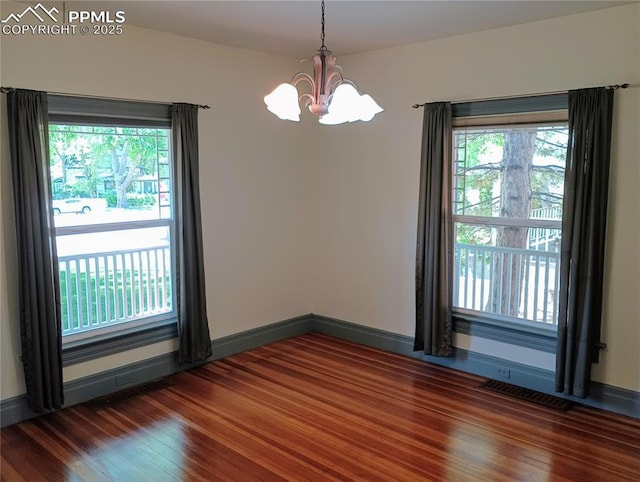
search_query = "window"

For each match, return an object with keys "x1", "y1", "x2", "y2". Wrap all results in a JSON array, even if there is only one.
[
  {"x1": 452, "y1": 119, "x2": 568, "y2": 331},
  {"x1": 47, "y1": 96, "x2": 177, "y2": 353}
]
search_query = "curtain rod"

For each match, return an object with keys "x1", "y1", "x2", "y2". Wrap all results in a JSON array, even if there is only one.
[
  {"x1": 411, "y1": 83, "x2": 630, "y2": 109},
  {"x1": 0, "y1": 87, "x2": 210, "y2": 109}
]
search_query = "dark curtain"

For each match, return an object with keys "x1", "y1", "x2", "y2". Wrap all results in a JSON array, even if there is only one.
[
  {"x1": 414, "y1": 102, "x2": 454, "y2": 356},
  {"x1": 172, "y1": 103, "x2": 212, "y2": 365},
  {"x1": 556, "y1": 87, "x2": 614, "y2": 398},
  {"x1": 6, "y1": 89, "x2": 64, "y2": 412}
]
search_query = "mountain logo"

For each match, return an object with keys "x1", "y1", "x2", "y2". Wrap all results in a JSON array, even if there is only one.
[{"x1": 1, "y1": 3, "x2": 59, "y2": 24}]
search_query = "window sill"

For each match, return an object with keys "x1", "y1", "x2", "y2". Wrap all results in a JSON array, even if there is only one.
[
  {"x1": 453, "y1": 311, "x2": 557, "y2": 353},
  {"x1": 62, "y1": 319, "x2": 178, "y2": 366}
]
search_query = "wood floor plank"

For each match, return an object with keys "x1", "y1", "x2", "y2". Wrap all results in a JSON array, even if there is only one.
[{"x1": 2, "y1": 333, "x2": 639, "y2": 481}]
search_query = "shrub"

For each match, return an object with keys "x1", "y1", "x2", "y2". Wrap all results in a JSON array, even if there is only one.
[
  {"x1": 126, "y1": 193, "x2": 156, "y2": 206},
  {"x1": 105, "y1": 191, "x2": 117, "y2": 207},
  {"x1": 105, "y1": 191, "x2": 156, "y2": 208}
]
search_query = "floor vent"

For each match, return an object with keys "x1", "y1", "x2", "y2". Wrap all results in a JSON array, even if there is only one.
[
  {"x1": 481, "y1": 379, "x2": 573, "y2": 411},
  {"x1": 85, "y1": 380, "x2": 172, "y2": 411}
]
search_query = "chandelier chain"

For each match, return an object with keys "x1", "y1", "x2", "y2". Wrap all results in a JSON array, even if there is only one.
[{"x1": 320, "y1": 0, "x2": 326, "y2": 49}]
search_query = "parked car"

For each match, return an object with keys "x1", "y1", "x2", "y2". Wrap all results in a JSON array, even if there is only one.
[{"x1": 52, "y1": 198, "x2": 93, "y2": 215}]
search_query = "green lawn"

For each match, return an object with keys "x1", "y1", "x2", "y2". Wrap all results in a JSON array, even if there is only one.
[{"x1": 59, "y1": 267, "x2": 172, "y2": 334}]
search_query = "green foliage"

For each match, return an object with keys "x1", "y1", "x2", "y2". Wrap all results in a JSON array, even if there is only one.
[
  {"x1": 126, "y1": 193, "x2": 156, "y2": 207},
  {"x1": 105, "y1": 191, "x2": 117, "y2": 208},
  {"x1": 455, "y1": 130, "x2": 503, "y2": 218},
  {"x1": 105, "y1": 191, "x2": 155, "y2": 208},
  {"x1": 456, "y1": 224, "x2": 492, "y2": 246},
  {"x1": 530, "y1": 127, "x2": 567, "y2": 210},
  {"x1": 52, "y1": 185, "x2": 75, "y2": 200},
  {"x1": 69, "y1": 179, "x2": 94, "y2": 198}
]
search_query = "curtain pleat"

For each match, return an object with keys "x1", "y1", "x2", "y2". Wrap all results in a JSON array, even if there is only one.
[
  {"x1": 6, "y1": 89, "x2": 64, "y2": 412},
  {"x1": 414, "y1": 102, "x2": 454, "y2": 356},
  {"x1": 556, "y1": 88, "x2": 614, "y2": 398},
  {"x1": 172, "y1": 103, "x2": 213, "y2": 365}
]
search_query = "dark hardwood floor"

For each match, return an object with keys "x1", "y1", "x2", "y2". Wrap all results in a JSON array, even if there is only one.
[{"x1": 2, "y1": 333, "x2": 639, "y2": 481}]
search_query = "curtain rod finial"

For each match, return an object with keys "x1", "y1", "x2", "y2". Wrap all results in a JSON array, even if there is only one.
[{"x1": 608, "y1": 83, "x2": 630, "y2": 90}]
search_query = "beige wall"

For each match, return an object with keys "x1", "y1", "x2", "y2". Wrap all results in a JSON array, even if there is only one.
[
  {"x1": 310, "y1": 4, "x2": 640, "y2": 391},
  {"x1": 2, "y1": 3, "x2": 639, "y2": 403},
  {"x1": 0, "y1": 6, "x2": 314, "y2": 399}
]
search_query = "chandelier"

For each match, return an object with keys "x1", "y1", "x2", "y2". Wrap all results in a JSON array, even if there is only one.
[{"x1": 264, "y1": 0, "x2": 383, "y2": 125}]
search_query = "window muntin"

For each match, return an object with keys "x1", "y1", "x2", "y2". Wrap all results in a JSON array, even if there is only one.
[
  {"x1": 49, "y1": 123, "x2": 175, "y2": 342},
  {"x1": 452, "y1": 123, "x2": 568, "y2": 327}
]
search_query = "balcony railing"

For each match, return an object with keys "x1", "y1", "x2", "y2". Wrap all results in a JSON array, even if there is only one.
[
  {"x1": 59, "y1": 245, "x2": 173, "y2": 336},
  {"x1": 454, "y1": 243, "x2": 560, "y2": 325}
]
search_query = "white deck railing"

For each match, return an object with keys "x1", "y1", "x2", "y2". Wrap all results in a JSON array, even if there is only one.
[
  {"x1": 59, "y1": 242, "x2": 558, "y2": 334},
  {"x1": 529, "y1": 207, "x2": 562, "y2": 252},
  {"x1": 59, "y1": 245, "x2": 173, "y2": 336},
  {"x1": 454, "y1": 243, "x2": 560, "y2": 325}
]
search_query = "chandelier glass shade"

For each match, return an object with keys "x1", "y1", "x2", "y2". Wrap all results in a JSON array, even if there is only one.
[{"x1": 264, "y1": 1, "x2": 383, "y2": 124}]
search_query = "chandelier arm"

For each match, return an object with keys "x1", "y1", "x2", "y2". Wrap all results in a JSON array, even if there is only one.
[
  {"x1": 291, "y1": 72, "x2": 315, "y2": 88},
  {"x1": 338, "y1": 78, "x2": 357, "y2": 88},
  {"x1": 324, "y1": 71, "x2": 344, "y2": 91},
  {"x1": 299, "y1": 93, "x2": 315, "y2": 107}
]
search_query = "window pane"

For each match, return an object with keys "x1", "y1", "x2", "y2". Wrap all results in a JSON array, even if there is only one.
[
  {"x1": 452, "y1": 122, "x2": 567, "y2": 328},
  {"x1": 49, "y1": 124, "x2": 172, "y2": 228},
  {"x1": 453, "y1": 125, "x2": 567, "y2": 218},
  {"x1": 50, "y1": 120, "x2": 176, "y2": 342},
  {"x1": 454, "y1": 223, "x2": 560, "y2": 325},
  {"x1": 57, "y1": 227, "x2": 173, "y2": 336}
]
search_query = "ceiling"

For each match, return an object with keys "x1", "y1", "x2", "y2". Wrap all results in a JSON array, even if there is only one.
[{"x1": 41, "y1": 1, "x2": 634, "y2": 58}]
